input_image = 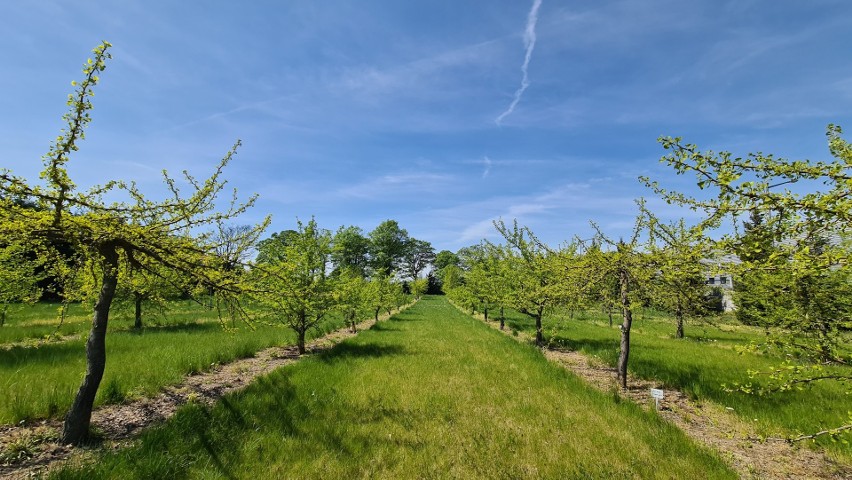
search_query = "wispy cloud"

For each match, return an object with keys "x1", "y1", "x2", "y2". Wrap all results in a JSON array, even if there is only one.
[
  {"x1": 495, "y1": 0, "x2": 543, "y2": 125},
  {"x1": 336, "y1": 172, "x2": 456, "y2": 199}
]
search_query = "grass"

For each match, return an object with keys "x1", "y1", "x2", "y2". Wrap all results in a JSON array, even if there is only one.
[
  {"x1": 0, "y1": 299, "x2": 223, "y2": 345},
  {"x1": 52, "y1": 296, "x2": 735, "y2": 479},
  {"x1": 0, "y1": 302, "x2": 92, "y2": 344},
  {"x1": 498, "y1": 306, "x2": 852, "y2": 459},
  {"x1": 0, "y1": 300, "x2": 351, "y2": 424}
]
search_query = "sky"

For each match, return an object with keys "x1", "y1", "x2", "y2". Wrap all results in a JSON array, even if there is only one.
[{"x1": 2, "y1": 1, "x2": 852, "y2": 252}]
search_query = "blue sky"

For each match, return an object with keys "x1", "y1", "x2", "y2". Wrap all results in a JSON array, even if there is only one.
[{"x1": 3, "y1": 1, "x2": 852, "y2": 252}]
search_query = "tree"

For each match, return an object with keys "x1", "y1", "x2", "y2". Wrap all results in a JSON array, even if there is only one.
[
  {"x1": 400, "y1": 238, "x2": 435, "y2": 281},
  {"x1": 494, "y1": 220, "x2": 561, "y2": 347},
  {"x1": 462, "y1": 241, "x2": 512, "y2": 324},
  {"x1": 213, "y1": 223, "x2": 258, "y2": 273},
  {"x1": 733, "y1": 209, "x2": 789, "y2": 328},
  {"x1": 432, "y1": 249, "x2": 461, "y2": 293},
  {"x1": 434, "y1": 250, "x2": 461, "y2": 272},
  {"x1": 255, "y1": 230, "x2": 297, "y2": 264},
  {"x1": 645, "y1": 214, "x2": 711, "y2": 338},
  {"x1": 642, "y1": 126, "x2": 852, "y2": 438},
  {"x1": 331, "y1": 225, "x2": 370, "y2": 277},
  {"x1": 252, "y1": 219, "x2": 333, "y2": 354},
  {"x1": 0, "y1": 43, "x2": 267, "y2": 444},
  {"x1": 332, "y1": 267, "x2": 368, "y2": 333},
  {"x1": 368, "y1": 220, "x2": 409, "y2": 276},
  {"x1": 584, "y1": 207, "x2": 653, "y2": 389},
  {"x1": 410, "y1": 277, "x2": 428, "y2": 299},
  {"x1": 364, "y1": 273, "x2": 397, "y2": 322},
  {"x1": 113, "y1": 259, "x2": 187, "y2": 329}
]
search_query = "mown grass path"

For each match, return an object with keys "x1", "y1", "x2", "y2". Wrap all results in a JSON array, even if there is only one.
[
  {"x1": 463, "y1": 305, "x2": 852, "y2": 479},
  {"x1": 52, "y1": 296, "x2": 734, "y2": 479}
]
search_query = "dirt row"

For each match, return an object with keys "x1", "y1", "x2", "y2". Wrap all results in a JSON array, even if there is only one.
[
  {"x1": 0, "y1": 306, "x2": 409, "y2": 479},
  {"x1": 473, "y1": 313, "x2": 851, "y2": 480}
]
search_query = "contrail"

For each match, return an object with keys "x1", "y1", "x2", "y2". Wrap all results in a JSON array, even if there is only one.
[
  {"x1": 495, "y1": 0, "x2": 543, "y2": 125},
  {"x1": 482, "y1": 156, "x2": 492, "y2": 178}
]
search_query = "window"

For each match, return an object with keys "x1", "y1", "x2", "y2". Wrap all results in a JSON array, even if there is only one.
[
  {"x1": 720, "y1": 276, "x2": 727, "y2": 284},
  {"x1": 707, "y1": 277, "x2": 715, "y2": 285}
]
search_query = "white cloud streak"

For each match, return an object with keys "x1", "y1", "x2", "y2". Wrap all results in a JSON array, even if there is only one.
[
  {"x1": 495, "y1": 0, "x2": 543, "y2": 125},
  {"x1": 481, "y1": 156, "x2": 492, "y2": 178}
]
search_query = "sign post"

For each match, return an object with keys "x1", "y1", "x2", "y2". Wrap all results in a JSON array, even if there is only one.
[{"x1": 650, "y1": 388, "x2": 664, "y2": 410}]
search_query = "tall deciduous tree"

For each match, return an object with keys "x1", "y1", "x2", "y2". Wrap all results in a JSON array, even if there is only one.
[
  {"x1": 368, "y1": 220, "x2": 409, "y2": 276},
  {"x1": 0, "y1": 43, "x2": 267, "y2": 444},
  {"x1": 400, "y1": 238, "x2": 435, "y2": 281},
  {"x1": 331, "y1": 225, "x2": 370, "y2": 277}
]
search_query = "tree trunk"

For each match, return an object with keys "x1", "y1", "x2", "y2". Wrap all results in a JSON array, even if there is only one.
[
  {"x1": 374, "y1": 306, "x2": 380, "y2": 322},
  {"x1": 534, "y1": 307, "x2": 544, "y2": 347},
  {"x1": 675, "y1": 306, "x2": 684, "y2": 339},
  {"x1": 617, "y1": 268, "x2": 633, "y2": 390},
  {"x1": 484, "y1": 307, "x2": 488, "y2": 322},
  {"x1": 62, "y1": 244, "x2": 119, "y2": 445},
  {"x1": 0, "y1": 303, "x2": 7, "y2": 327},
  {"x1": 608, "y1": 307, "x2": 613, "y2": 327},
  {"x1": 499, "y1": 306, "x2": 505, "y2": 330},
  {"x1": 133, "y1": 291, "x2": 143, "y2": 329}
]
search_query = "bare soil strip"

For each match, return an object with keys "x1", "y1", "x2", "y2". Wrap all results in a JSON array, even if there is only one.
[
  {"x1": 0, "y1": 307, "x2": 408, "y2": 479},
  {"x1": 474, "y1": 314, "x2": 852, "y2": 480}
]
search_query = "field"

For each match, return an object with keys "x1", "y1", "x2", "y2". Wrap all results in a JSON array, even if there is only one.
[
  {"x1": 499, "y1": 306, "x2": 852, "y2": 459},
  {"x1": 0, "y1": 299, "x2": 350, "y2": 424},
  {"x1": 51, "y1": 296, "x2": 734, "y2": 479}
]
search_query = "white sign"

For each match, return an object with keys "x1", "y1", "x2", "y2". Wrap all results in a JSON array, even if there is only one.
[{"x1": 650, "y1": 388, "x2": 664, "y2": 400}]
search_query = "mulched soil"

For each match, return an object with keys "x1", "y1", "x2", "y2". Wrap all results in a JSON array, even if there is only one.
[{"x1": 0, "y1": 313, "x2": 386, "y2": 479}]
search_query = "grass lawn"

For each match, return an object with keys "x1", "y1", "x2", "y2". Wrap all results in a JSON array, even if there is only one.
[
  {"x1": 52, "y1": 296, "x2": 735, "y2": 479},
  {"x1": 500, "y1": 306, "x2": 852, "y2": 459},
  {"x1": 0, "y1": 300, "x2": 349, "y2": 424}
]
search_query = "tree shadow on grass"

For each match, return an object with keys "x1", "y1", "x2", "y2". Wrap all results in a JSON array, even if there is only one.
[
  {"x1": 317, "y1": 342, "x2": 408, "y2": 365},
  {"x1": 121, "y1": 322, "x2": 219, "y2": 336},
  {"x1": 0, "y1": 340, "x2": 86, "y2": 367}
]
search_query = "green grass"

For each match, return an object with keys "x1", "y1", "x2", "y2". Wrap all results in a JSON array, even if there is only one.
[
  {"x1": 0, "y1": 299, "x2": 224, "y2": 345},
  {"x1": 0, "y1": 302, "x2": 92, "y2": 344},
  {"x1": 499, "y1": 306, "x2": 852, "y2": 458},
  {"x1": 53, "y1": 296, "x2": 735, "y2": 479},
  {"x1": 0, "y1": 302, "x2": 349, "y2": 424}
]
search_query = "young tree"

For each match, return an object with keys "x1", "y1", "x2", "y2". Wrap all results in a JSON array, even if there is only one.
[
  {"x1": 252, "y1": 219, "x2": 333, "y2": 354},
  {"x1": 114, "y1": 260, "x2": 187, "y2": 329},
  {"x1": 364, "y1": 273, "x2": 395, "y2": 322},
  {"x1": 494, "y1": 220, "x2": 561, "y2": 347},
  {"x1": 584, "y1": 207, "x2": 653, "y2": 389},
  {"x1": 0, "y1": 43, "x2": 267, "y2": 444},
  {"x1": 642, "y1": 127, "x2": 852, "y2": 437},
  {"x1": 332, "y1": 267, "x2": 368, "y2": 333},
  {"x1": 645, "y1": 214, "x2": 711, "y2": 338},
  {"x1": 410, "y1": 277, "x2": 429, "y2": 299}
]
